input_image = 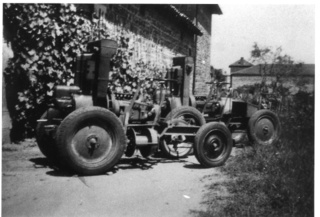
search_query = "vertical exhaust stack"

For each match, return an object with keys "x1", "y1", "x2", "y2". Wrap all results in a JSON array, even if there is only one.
[
  {"x1": 87, "y1": 39, "x2": 118, "y2": 105},
  {"x1": 173, "y1": 56, "x2": 194, "y2": 106}
]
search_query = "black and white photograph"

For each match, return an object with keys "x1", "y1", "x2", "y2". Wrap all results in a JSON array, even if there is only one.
[{"x1": 2, "y1": 2, "x2": 316, "y2": 217}]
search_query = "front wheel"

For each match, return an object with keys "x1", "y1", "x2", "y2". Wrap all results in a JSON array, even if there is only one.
[
  {"x1": 56, "y1": 107, "x2": 126, "y2": 175},
  {"x1": 248, "y1": 109, "x2": 281, "y2": 146},
  {"x1": 194, "y1": 122, "x2": 232, "y2": 167}
]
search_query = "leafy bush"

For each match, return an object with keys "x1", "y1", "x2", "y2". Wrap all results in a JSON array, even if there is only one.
[
  {"x1": 3, "y1": 3, "x2": 165, "y2": 140},
  {"x1": 3, "y1": 3, "x2": 106, "y2": 139},
  {"x1": 197, "y1": 90, "x2": 314, "y2": 217}
]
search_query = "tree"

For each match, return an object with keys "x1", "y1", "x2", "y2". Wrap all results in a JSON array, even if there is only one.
[
  {"x1": 248, "y1": 42, "x2": 306, "y2": 111},
  {"x1": 210, "y1": 66, "x2": 225, "y2": 82},
  {"x1": 250, "y1": 43, "x2": 303, "y2": 92}
]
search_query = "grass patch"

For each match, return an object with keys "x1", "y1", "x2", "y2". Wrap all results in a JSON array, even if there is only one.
[{"x1": 193, "y1": 91, "x2": 314, "y2": 217}]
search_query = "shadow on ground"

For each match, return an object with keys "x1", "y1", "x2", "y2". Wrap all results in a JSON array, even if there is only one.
[{"x1": 29, "y1": 155, "x2": 191, "y2": 177}]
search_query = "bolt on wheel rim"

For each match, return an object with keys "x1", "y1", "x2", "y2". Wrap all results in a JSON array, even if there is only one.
[
  {"x1": 203, "y1": 132, "x2": 226, "y2": 161},
  {"x1": 255, "y1": 117, "x2": 275, "y2": 142},
  {"x1": 71, "y1": 125, "x2": 114, "y2": 164}
]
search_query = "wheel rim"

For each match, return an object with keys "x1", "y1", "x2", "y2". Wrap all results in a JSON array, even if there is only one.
[
  {"x1": 254, "y1": 115, "x2": 276, "y2": 144},
  {"x1": 203, "y1": 130, "x2": 227, "y2": 162},
  {"x1": 162, "y1": 139, "x2": 192, "y2": 157},
  {"x1": 71, "y1": 124, "x2": 115, "y2": 164},
  {"x1": 162, "y1": 119, "x2": 193, "y2": 157}
]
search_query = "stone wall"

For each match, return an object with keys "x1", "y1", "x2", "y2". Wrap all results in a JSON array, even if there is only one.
[
  {"x1": 173, "y1": 5, "x2": 213, "y2": 95},
  {"x1": 88, "y1": 4, "x2": 198, "y2": 94},
  {"x1": 93, "y1": 5, "x2": 195, "y2": 69},
  {"x1": 81, "y1": 4, "x2": 214, "y2": 95},
  {"x1": 194, "y1": 20, "x2": 211, "y2": 95}
]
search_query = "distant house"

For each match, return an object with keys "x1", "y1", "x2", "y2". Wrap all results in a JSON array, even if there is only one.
[
  {"x1": 229, "y1": 57, "x2": 315, "y2": 92},
  {"x1": 229, "y1": 57, "x2": 253, "y2": 73}
]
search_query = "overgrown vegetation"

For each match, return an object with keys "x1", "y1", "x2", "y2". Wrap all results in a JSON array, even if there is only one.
[
  {"x1": 3, "y1": 4, "x2": 104, "y2": 139},
  {"x1": 3, "y1": 3, "x2": 164, "y2": 140},
  {"x1": 221, "y1": 91, "x2": 313, "y2": 217},
  {"x1": 193, "y1": 43, "x2": 314, "y2": 217},
  {"x1": 192, "y1": 91, "x2": 314, "y2": 217}
]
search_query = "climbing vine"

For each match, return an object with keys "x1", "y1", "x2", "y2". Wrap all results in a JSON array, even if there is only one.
[{"x1": 3, "y1": 3, "x2": 165, "y2": 139}]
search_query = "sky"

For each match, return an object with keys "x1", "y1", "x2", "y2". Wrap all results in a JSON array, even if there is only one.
[{"x1": 210, "y1": 4, "x2": 315, "y2": 74}]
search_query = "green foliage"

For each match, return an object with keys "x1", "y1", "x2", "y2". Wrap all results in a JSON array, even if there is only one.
[
  {"x1": 196, "y1": 90, "x2": 314, "y2": 217},
  {"x1": 193, "y1": 43, "x2": 314, "y2": 217},
  {"x1": 109, "y1": 34, "x2": 164, "y2": 95},
  {"x1": 3, "y1": 3, "x2": 165, "y2": 138},
  {"x1": 210, "y1": 66, "x2": 225, "y2": 82},
  {"x1": 4, "y1": 3, "x2": 108, "y2": 137},
  {"x1": 249, "y1": 43, "x2": 304, "y2": 95}
]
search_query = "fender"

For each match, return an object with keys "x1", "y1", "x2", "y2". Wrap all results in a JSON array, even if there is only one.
[{"x1": 73, "y1": 94, "x2": 93, "y2": 109}]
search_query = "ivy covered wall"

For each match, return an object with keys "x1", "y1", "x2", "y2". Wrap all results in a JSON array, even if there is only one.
[
  {"x1": 96, "y1": 4, "x2": 195, "y2": 68},
  {"x1": 3, "y1": 3, "x2": 200, "y2": 140},
  {"x1": 90, "y1": 4, "x2": 196, "y2": 94}
]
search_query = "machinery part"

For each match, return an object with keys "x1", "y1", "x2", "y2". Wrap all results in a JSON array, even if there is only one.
[
  {"x1": 248, "y1": 109, "x2": 281, "y2": 146},
  {"x1": 125, "y1": 127, "x2": 158, "y2": 158},
  {"x1": 161, "y1": 106, "x2": 205, "y2": 158},
  {"x1": 54, "y1": 85, "x2": 80, "y2": 111},
  {"x1": 194, "y1": 122, "x2": 233, "y2": 167},
  {"x1": 166, "y1": 97, "x2": 182, "y2": 111},
  {"x1": 107, "y1": 93, "x2": 120, "y2": 116},
  {"x1": 74, "y1": 94, "x2": 93, "y2": 109},
  {"x1": 160, "y1": 119, "x2": 193, "y2": 158},
  {"x1": 36, "y1": 108, "x2": 62, "y2": 159},
  {"x1": 165, "y1": 106, "x2": 206, "y2": 125},
  {"x1": 189, "y1": 95, "x2": 196, "y2": 107},
  {"x1": 56, "y1": 106, "x2": 126, "y2": 175},
  {"x1": 138, "y1": 128, "x2": 158, "y2": 158},
  {"x1": 125, "y1": 128, "x2": 136, "y2": 157}
]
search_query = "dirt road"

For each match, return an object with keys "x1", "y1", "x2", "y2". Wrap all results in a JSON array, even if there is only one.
[{"x1": 2, "y1": 139, "x2": 231, "y2": 217}]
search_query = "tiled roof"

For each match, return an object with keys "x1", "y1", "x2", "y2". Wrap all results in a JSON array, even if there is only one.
[
  {"x1": 231, "y1": 64, "x2": 315, "y2": 76},
  {"x1": 203, "y1": 4, "x2": 223, "y2": 15},
  {"x1": 229, "y1": 57, "x2": 253, "y2": 67},
  {"x1": 165, "y1": 5, "x2": 203, "y2": 36}
]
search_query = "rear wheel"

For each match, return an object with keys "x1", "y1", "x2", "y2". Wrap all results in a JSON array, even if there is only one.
[
  {"x1": 36, "y1": 108, "x2": 62, "y2": 160},
  {"x1": 248, "y1": 109, "x2": 281, "y2": 146},
  {"x1": 194, "y1": 122, "x2": 232, "y2": 167},
  {"x1": 160, "y1": 106, "x2": 205, "y2": 158},
  {"x1": 56, "y1": 107, "x2": 126, "y2": 175}
]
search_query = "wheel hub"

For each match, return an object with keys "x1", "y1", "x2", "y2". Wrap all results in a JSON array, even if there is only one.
[
  {"x1": 208, "y1": 137, "x2": 222, "y2": 152},
  {"x1": 86, "y1": 135, "x2": 100, "y2": 150},
  {"x1": 256, "y1": 118, "x2": 274, "y2": 141},
  {"x1": 262, "y1": 126, "x2": 269, "y2": 135}
]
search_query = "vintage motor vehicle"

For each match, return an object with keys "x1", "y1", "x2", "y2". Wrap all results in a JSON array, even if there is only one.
[
  {"x1": 37, "y1": 39, "x2": 281, "y2": 175},
  {"x1": 36, "y1": 39, "x2": 236, "y2": 175},
  {"x1": 194, "y1": 80, "x2": 281, "y2": 148}
]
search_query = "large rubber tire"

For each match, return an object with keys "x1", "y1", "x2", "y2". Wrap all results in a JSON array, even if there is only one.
[
  {"x1": 160, "y1": 106, "x2": 205, "y2": 158},
  {"x1": 36, "y1": 108, "x2": 62, "y2": 160},
  {"x1": 248, "y1": 109, "x2": 281, "y2": 146},
  {"x1": 56, "y1": 107, "x2": 126, "y2": 175},
  {"x1": 194, "y1": 122, "x2": 233, "y2": 167}
]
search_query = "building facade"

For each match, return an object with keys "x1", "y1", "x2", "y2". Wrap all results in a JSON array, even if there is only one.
[
  {"x1": 229, "y1": 57, "x2": 315, "y2": 92},
  {"x1": 77, "y1": 4, "x2": 222, "y2": 94}
]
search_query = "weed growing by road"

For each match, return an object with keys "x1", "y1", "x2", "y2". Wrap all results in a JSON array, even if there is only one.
[{"x1": 193, "y1": 90, "x2": 314, "y2": 217}]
